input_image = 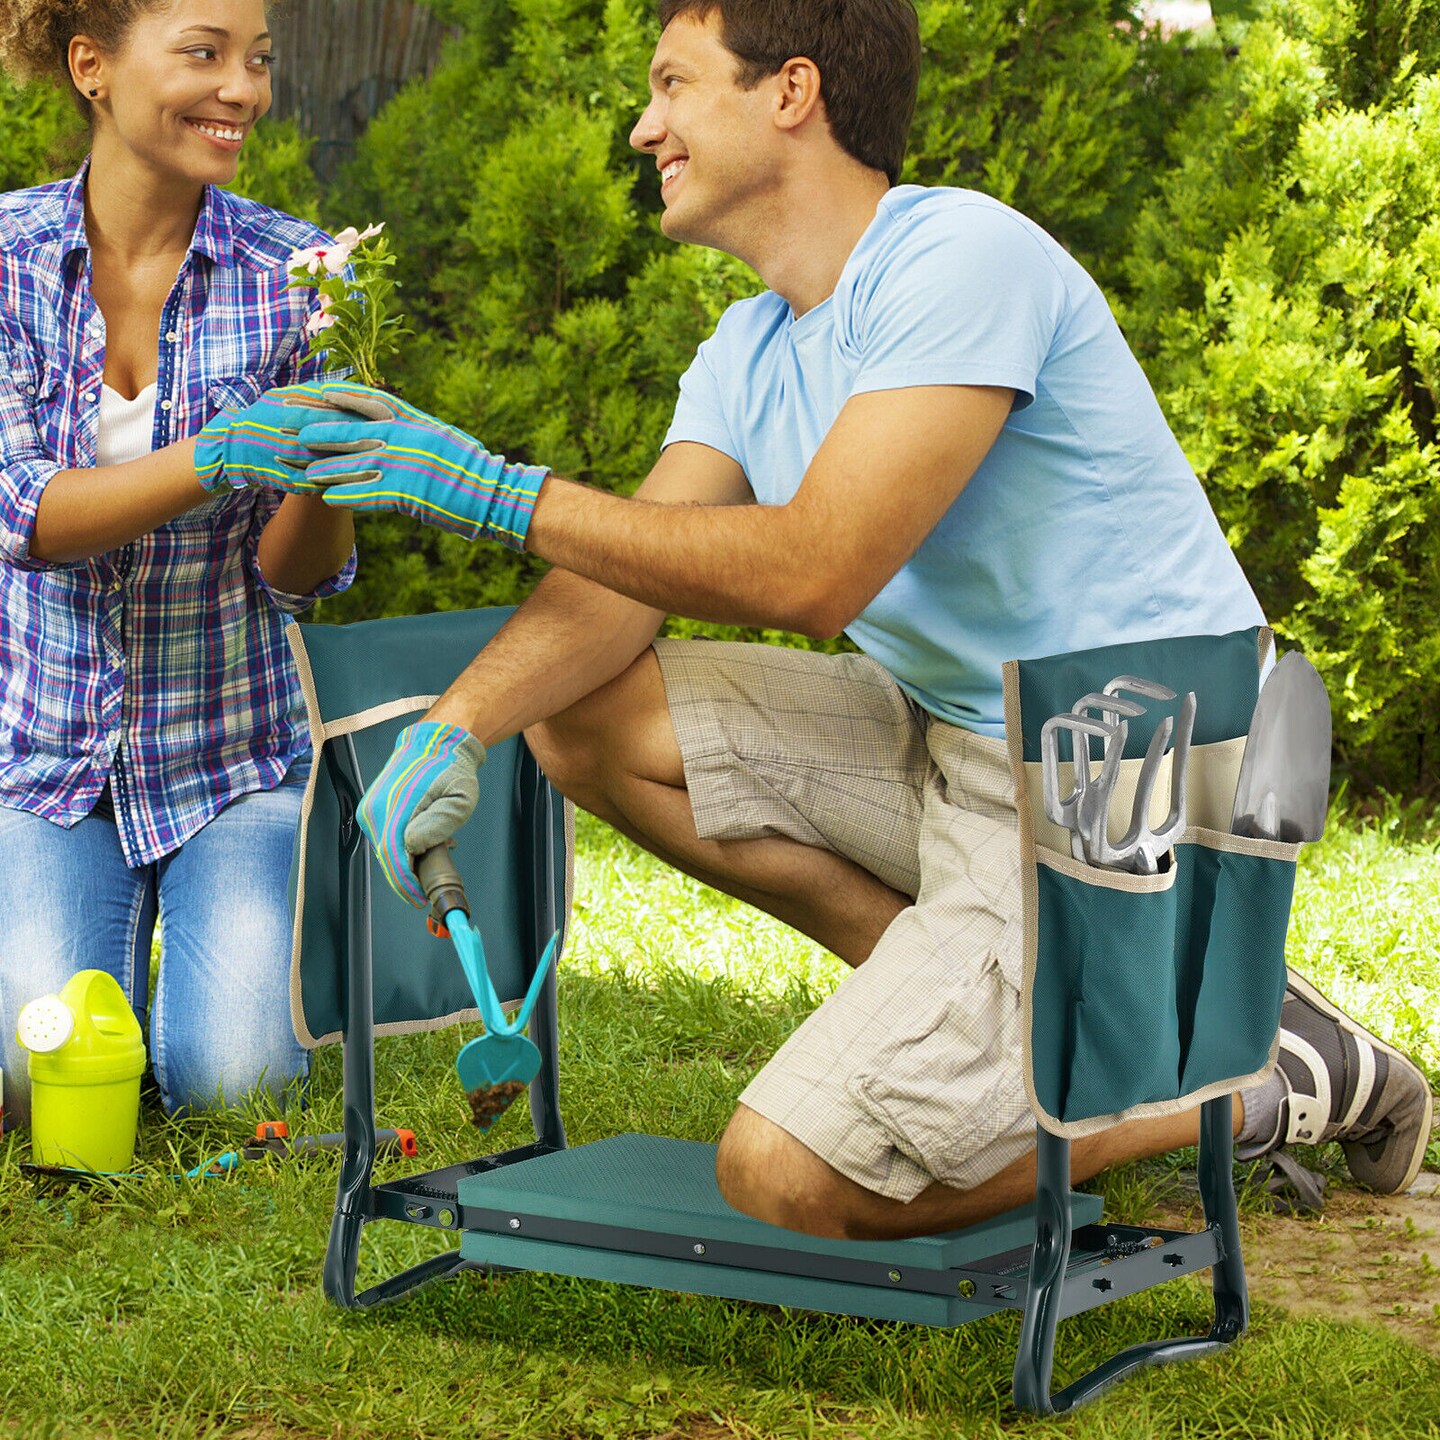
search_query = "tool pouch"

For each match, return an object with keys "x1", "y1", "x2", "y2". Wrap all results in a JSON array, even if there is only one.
[
  {"x1": 1003, "y1": 628, "x2": 1306, "y2": 1137},
  {"x1": 284, "y1": 610, "x2": 574, "y2": 1048}
]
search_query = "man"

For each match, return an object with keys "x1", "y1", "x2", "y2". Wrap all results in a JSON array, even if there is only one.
[{"x1": 251, "y1": 0, "x2": 1432, "y2": 1237}]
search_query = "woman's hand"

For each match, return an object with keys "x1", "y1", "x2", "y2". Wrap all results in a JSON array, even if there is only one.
[{"x1": 192, "y1": 383, "x2": 348, "y2": 493}]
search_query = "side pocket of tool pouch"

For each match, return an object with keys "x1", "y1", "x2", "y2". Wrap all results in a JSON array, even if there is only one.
[
  {"x1": 1174, "y1": 830, "x2": 1300, "y2": 1094},
  {"x1": 1031, "y1": 849, "x2": 1182, "y2": 1124}
]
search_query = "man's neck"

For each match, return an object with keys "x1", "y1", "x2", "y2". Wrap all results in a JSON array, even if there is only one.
[{"x1": 744, "y1": 166, "x2": 892, "y2": 319}]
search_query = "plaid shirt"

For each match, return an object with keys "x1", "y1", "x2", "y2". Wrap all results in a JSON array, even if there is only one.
[{"x1": 0, "y1": 161, "x2": 357, "y2": 866}]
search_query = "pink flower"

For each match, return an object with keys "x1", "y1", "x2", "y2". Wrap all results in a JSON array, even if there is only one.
[
  {"x1": 305, "y1": 308, "x2": 337, "y2": 338},
  {"x1": 288, "y1": 244, "x2": 328, "y2": 277},
  {"x1": 320, "y1": 222, "x2": 385, "y2": 275}
]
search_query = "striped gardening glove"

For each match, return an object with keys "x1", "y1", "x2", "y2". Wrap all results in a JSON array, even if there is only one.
[
  {"x1": 357, "y1": 721, "x2": 489, "y2": 907},
  {"x1": 298, "y1": 381, "x2": 549, "y2": 550},
  {"x1": 192, "y1": 383, "x2": 350, "y2": 492}
]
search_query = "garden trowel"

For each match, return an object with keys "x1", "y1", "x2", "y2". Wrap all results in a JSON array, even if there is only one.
[
  {"x1": 417, "y1": 846, "x2": 559, "y2": 1132},
  {"x1": 1229, "y1": 651, "x2": 1332, "y2": 842}
]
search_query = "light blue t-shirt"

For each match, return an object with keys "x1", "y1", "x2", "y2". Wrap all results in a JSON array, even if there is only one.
[{"x1": 663, "y1": 185, "x2": 1264, "y2": 736}]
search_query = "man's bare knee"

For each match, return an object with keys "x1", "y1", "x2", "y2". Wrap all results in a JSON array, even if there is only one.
[
  {"x1": 716, "y1": 1105, "x2": 860, "y2": 1239},
  {"x1": 524, "y1": 648, "x2": 682, "y2": 803},
  {"x1": 715, "y1": 1105, "x2": 804, "y2": 1227}
]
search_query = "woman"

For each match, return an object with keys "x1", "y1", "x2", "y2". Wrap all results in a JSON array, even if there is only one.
[{"x1": 0, "y1": 0, "x2": 355, "y2": 1130}]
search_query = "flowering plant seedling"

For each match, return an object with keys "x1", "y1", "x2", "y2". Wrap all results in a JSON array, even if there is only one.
[{"x1": 286, "y1": 223, "x2": 408, "y2": 388}]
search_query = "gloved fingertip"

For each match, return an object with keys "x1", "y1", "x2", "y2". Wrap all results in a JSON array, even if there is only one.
[
  {"x1": 320, "y1": 384, "x2": 394, "y2": 423},
  {"x1": 325, "y1": 472, "x2": 383, "y2": 493}
]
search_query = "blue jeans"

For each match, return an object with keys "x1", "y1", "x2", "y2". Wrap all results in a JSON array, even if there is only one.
[{"x1": 0, "y1": 766, "x2": 309, "y2": 1130}]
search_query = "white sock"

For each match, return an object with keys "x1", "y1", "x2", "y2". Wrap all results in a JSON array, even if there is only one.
[{"x1": 1236, "y1": 1069, "x2": 1287, "y2": 1158}]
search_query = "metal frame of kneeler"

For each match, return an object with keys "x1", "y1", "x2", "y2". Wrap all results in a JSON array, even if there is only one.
[{"x1": 295, "y1": 612, "x2": 1279, "y2": 1415}]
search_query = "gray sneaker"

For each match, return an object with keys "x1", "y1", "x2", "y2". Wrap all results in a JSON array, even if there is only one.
[{"x1": 1243, "y1": 971, "x2": 1434, "y2": 1195}]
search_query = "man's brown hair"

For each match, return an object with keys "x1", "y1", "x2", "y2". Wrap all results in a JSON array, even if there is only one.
[{"x1": 656, "y1": 0, "x2": 920, "y2": 186}]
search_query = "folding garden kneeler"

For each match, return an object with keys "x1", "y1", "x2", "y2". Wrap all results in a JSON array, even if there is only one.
[{"x1": 286, "y1": 611, "x2": 1306, "y2": 1415}]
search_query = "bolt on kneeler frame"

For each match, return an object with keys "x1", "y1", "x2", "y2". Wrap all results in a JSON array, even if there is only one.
[{"x1": 286, "y1": 614, "x2": 1308, "y2": 1415}]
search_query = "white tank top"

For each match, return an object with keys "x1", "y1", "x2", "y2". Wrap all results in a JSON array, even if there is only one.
[{"x1": 97, "y1": 383, "x2": 158, "y2": 467}]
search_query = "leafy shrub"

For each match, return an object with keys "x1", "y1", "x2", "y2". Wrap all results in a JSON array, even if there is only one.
[
  {"x1": 905, "y1": 0, "x2": 1224, "y2": 288},
  {"x1": 228, "y1": 117, "x2": 322, "y2": 223},
  {"x1": 1124, "y1": 0, "x2": 1440, "y2": 791},
  {"x1": 0, "y1": 74, "x2": 84, "y2": 190}
]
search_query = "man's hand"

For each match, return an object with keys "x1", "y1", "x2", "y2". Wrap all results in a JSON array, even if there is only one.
[
  {"x1": 297, "y1": 381, "x2": 550, "y2": 551},
  {"x1": 192, "y1": 382, "x2": 347, "y2": 492},
  {"x1": 358, "y1": 721, "x2": 489, "y2": 906}
]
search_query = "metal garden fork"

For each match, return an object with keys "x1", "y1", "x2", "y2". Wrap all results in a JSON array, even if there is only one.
[{"x1": 1040, "y1": 675, "x2": 1196, "y2": 874}]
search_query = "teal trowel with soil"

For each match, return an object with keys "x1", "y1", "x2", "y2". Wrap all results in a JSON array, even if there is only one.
[{"x1": 417, "y1": 847, "x2": 558, "y2": 1132}]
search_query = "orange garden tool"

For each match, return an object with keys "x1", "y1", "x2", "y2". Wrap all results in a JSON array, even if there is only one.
[{"x1": 244, "y1": 1120, "x2": 418, "y2": 1161}]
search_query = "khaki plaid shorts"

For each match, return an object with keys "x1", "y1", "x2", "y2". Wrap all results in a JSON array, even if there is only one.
[{"x1": 653, "y1": 639, "x2": 1034, "y2": 1203}]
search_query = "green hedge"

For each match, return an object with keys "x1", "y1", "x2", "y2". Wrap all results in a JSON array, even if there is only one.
[
  {"x1": 1123, "y1": 0, "x2": 1440, "y2": 791},
  {"x1": 3, "y1": 0, "x2": 1437, "y2": 793},
  {"x1": 0, "y1": 77, "x2": 84, "y2": 189}
]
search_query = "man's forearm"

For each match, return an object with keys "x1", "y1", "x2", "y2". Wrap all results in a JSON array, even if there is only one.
[
  {"x1": 426, "y1": 566, "x2": 666, "y2": 747},
  {"x1": 524, "y1": 476, "x2": 834, "y2": 636}
]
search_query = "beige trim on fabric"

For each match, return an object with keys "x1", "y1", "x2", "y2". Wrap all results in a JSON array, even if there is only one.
[
  {"x1": 1035, "y1": 845, "x2": 1178, "y2": 893},
  {"x1": 323, "y1": 697, "x2": 441, "y2": 742},
  {"x1": 286, "y1": 623, "x2": 327, "y2": 1048},
  {"x1": 1185, "y1": 825, "x2": 1302, "y2": 864},
  {"x1": 301, "y1": 1007, "x2": 485, "y2": 1052},
  {"x1": 281, "y1": 623, "x2": 573, "y2": 1051},
  {"x1": 1003, "y1": 661, "x2": 1051, "y2": 1136},
  {"x1": 1030, "y1": 1051, "x2": 1282, "y2": 1142},
  {"x1": 1006, "y1": 633, "x2": 1298, "y2": 1139},
  {"x1": 1257, "y1": 626, "x2": 1276, "y2": 676}
]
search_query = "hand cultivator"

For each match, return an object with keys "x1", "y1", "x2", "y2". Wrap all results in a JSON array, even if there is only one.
[
  {"x1": 416, "y1": 845, "x2": 559, "y2": 1134},
  {"x1": 1040, "y1": 674, "x2": 1195, "y2": 874}
]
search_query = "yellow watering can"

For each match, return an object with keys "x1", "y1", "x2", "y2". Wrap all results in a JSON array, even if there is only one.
[{"x1": 16, "y1": 970, "x2": 146, "y2": 1172}]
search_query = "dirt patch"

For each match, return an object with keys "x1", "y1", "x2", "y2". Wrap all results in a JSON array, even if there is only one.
[
  {"x1": 1164, "y1": 1175, "x2": 1440, "y2": 1354},
  {"x1": 1242, "y1": 1176, "x2": 1440, "y2": 1352},
  {"x1": 646, "y1": 1420, "x2": 753, "y2": 1440}
]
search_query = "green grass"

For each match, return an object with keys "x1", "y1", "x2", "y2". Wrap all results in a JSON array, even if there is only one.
[{"x1": 2, "y1": 809, "x2": 1438, "y2": 1439}]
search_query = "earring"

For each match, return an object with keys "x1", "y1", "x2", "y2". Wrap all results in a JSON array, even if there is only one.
[{"x1": 88, "y1": 88, "x2": 99, "y2": 97}]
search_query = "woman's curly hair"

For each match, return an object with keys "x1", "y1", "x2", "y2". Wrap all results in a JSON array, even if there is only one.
[
  {"x1": 0, "y1": 1, "x2": 162, "y2": 94},
  {"x1": 0, "y1": 2, "x2": 277, "y2": 120}
]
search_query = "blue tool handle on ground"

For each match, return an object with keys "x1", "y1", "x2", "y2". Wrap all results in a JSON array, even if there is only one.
[{"x1": 186, "y1": 1151, "x2": 244, "y2": 1178}]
